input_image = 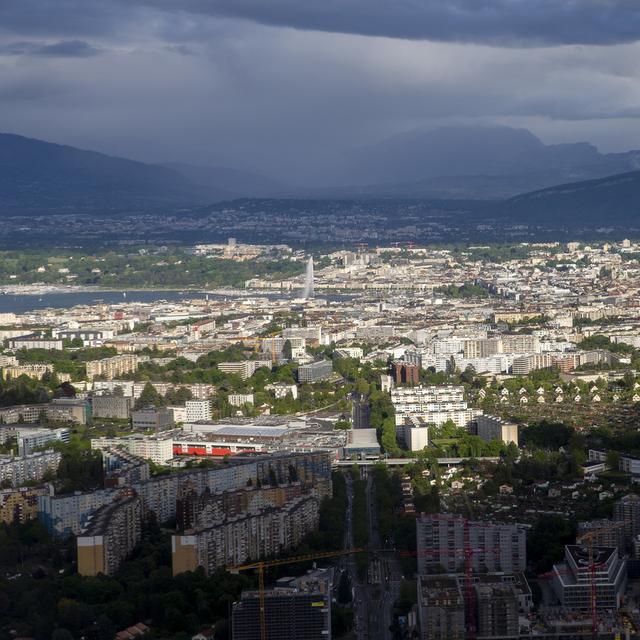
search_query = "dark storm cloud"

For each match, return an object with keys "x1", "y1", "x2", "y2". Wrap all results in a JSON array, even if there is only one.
[
  {"x1": 2, "y1": 0, "x2": 640, "y2": 47},
  {"x1": 141, "y1": 0, "x2": 640, "y2": 46},
  {"x1": 0, "y1": 0, "x2": 639, "y2": 181},
  {"x1": 0, "y1": 40, "x2": 102, "y2": 57},
  {"x1": 0, "y1": 1, "x2": 127, "y2": 37}
]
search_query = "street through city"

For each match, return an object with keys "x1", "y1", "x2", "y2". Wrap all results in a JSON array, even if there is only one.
[{"x1": 343, "y1": 471, "x2": 404, "y2": 640}]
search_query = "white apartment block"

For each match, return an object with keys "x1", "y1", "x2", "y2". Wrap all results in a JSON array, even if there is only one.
[
  {"x1": 391, "y1": 385, "x2": 482, "y2": 428},
  {"x1": 185, "y1": 400, "x2": 212, "y2": 422},
  {"x1": 417, "y1": 514, "x2": 527, "y2": 574},
  {"x1": 38, "y1": 488, "x2": 119, "y2": 538},
  {"x1": 17, "y1": 427, "x2": 71, "y2": 455},
  {"x1": 0, "y1": 450, "x2": 62, "y2": 487},
  {"x1": 228, "y1": 394, "x2": 255, "y2": 407},
  {"x1": 218, "y1": 361, "x2": 266, "y2": 380},
  {"x1": 92, "y1": 435, "x2": 175, "y2": 465}
]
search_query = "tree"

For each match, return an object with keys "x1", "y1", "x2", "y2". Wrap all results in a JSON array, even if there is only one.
[
  {"x1": 606, "y1": 450, "x2": 621, "y2": 470},
  {"x1": 282, "y1": 339, "x2": 292, "y2": 360},
  {"x1": 460, "y1": 364, "x2": 476, "y2": 384},
  {"x1": 134, "y1": 382, "x2": 163, "y2": 410}
]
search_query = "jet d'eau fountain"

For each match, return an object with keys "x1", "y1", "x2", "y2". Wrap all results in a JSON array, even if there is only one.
[{"x1": 303, "y1": 256, "x2": 314, "y2": 299}]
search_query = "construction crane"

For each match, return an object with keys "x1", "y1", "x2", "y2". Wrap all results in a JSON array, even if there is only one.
[
  {"x1": 229, "y1": 548, "x2": 363, "y2": 640},
  {"x1": 401, "y1": 544, "x2": 501, "y2": 640},
  {"x1": 576, "y1": 521, "x2": 626, "y2": 639},
  {"x1": 407, "y1": 513, "x2": 520, "y2": 640}
]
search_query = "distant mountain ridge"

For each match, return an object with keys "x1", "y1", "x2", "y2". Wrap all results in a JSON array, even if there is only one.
[
  {"x1": 333, "y1": 125, "x2": 640, "y2": 198},
  {"x1": 163, "y1": 162, "x2": 285, "y2": 198},
  {"x1": 501, "y1": 170, "x2": 640, "y2": 224},
  {"x1": 0, "y1": 133, "x2": 235, "y2": 215},
  {"x1": 2, "y1": 128, "x2": 640, "y2": 221}
]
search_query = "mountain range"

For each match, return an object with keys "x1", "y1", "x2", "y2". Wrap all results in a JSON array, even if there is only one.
[
  {"x1": 1, "y1": 127, "x2": 640, "y2": 225},
  {"x1": 501, "y1": 170, "x2": 640, "y2": 224},
  {"x1": 327, "y1": 124, "x2": 640, "y2": 199}
]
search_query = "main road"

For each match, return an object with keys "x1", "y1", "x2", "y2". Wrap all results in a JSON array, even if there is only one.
[{"x1": 343, "y1": 470, "x2": 404, "y2": 640}]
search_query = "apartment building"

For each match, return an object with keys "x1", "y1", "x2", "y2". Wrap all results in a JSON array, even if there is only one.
[
  {"x1": 156, "y1": 451, "x2": 331, "y2": 526},
  {"x1": 501, "y1": 334, "x2": 541, "y2": 354},
  {"x1": 218, "y1": 360, "x2": 265, "y2": 381},
  {"x1": 172, "y1": 494, "x2": 320, "y2": 576},
  {"x1": 92, "y1": 394, "x2": 133, "y2": 420},
  {"x1": 391, "y1": 385, "x2": 481, "y2": 428},
  {"x1": 53, "y1": 328, "x2": 115, "y2": 342},
  {"x1": 16, "y1": 426, "x2": 71, "y2": 455},
  {"x1": 228, "y1": 393, "x2": 254, "y2": 407},
  {"x1": 176, "y1": 482, "x2": 306, "y2": 530},
  {"x1": 185, "y1": 399, "x2": 212, "y2": 422},
  {"x1": 297, "y1": 359, "x2": 333, "y2": 383},
  {"x1": 102, "y1": 449, "x2": 150, "y2": 488},
  {"x1": 7, "y1": 336, "x2": 64, "y2": 351},
  {"x1": 0, "y1": 485, "x2": 51, "y2": 525},
  {"x1": 92, "y1": 434, "x2": 174, "y2": 465},
  {"x1": 474, "y1": 415, "x2": 519, "y2": 446},
  {"x1": 416, "y1": 514, "x2": 527, "y2": 574},
  {"x1": 86, "y1": 354, "x2": 139, "y2": 380},
  {"x1": 282, "y1": 326, "x2": 322, "y2": 342},
  {"x1": 392, "y1": 361, "x2": 420, "y2": 386},
  {"x1": 1, "y1": 363, "x2": 54, "y2": 381},
  {"x1": 265, "y1": 382, "x2": 298, "y2": 400},
  {"x1": 512, "y1": 353, "x2": 556, "y2": 376},
  {"x1": 38, "y1": 488, "x2": 121, "y2": 538},
  {"x1": 614, "y1": 494, "x2": 640, "y2": 542},
  {"x1": 128, "y1": 381, "x2": 216, "y2": 400},
  {"x1": 130, "y1": 407, "x2": 174, "y2": 431},
  {"x1": 463, "y1": 337, "x2": 502, "y2": 359},
  {"x1": 42, "y1": 451, "x2": 332, "y2": 539},
  {"x1": 0, "y1": 451, "x2": 62, "y2": 487},
  {"x1": 77, "y1": 494, "x2": 142, "y2": 576},
  {"x1": 0, "y1": 403, "x2": 86, "y2": 426},
  {"x1": 48, "y1": 398, "x2": 91, "y2": 424}
]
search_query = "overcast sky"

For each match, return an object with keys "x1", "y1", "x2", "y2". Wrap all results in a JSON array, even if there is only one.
[{"x1": 1, "y1": 0, "x2": 640, "y2": 182}]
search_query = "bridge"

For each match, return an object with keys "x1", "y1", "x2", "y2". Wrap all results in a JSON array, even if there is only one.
[{"x1": 333, "y1": 456, "x2": 500, "y2": 468}]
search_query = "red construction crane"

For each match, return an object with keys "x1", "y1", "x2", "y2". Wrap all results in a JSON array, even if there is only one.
[
  {"x1": 401, "y1": 543, "x2": 501, "y2": 640},
  {"x1": 576, "y1": 522, "x2": 625, "y2": 639},
  {"x1": 412, "y1": 513, "x2": 517, "y2": 640}
]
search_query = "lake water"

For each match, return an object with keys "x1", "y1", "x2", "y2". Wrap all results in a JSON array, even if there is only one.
[
  {"x1": 0, "y1": 289, "x2": 354, "y2": 314},
  {"x1": 0, "y1": 290, "x2": 209, "y2": 314}
]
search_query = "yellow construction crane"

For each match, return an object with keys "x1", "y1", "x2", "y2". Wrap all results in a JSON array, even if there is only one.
[{"x1": 229, "y1": 548, "x2": 363, "y2": 640}]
